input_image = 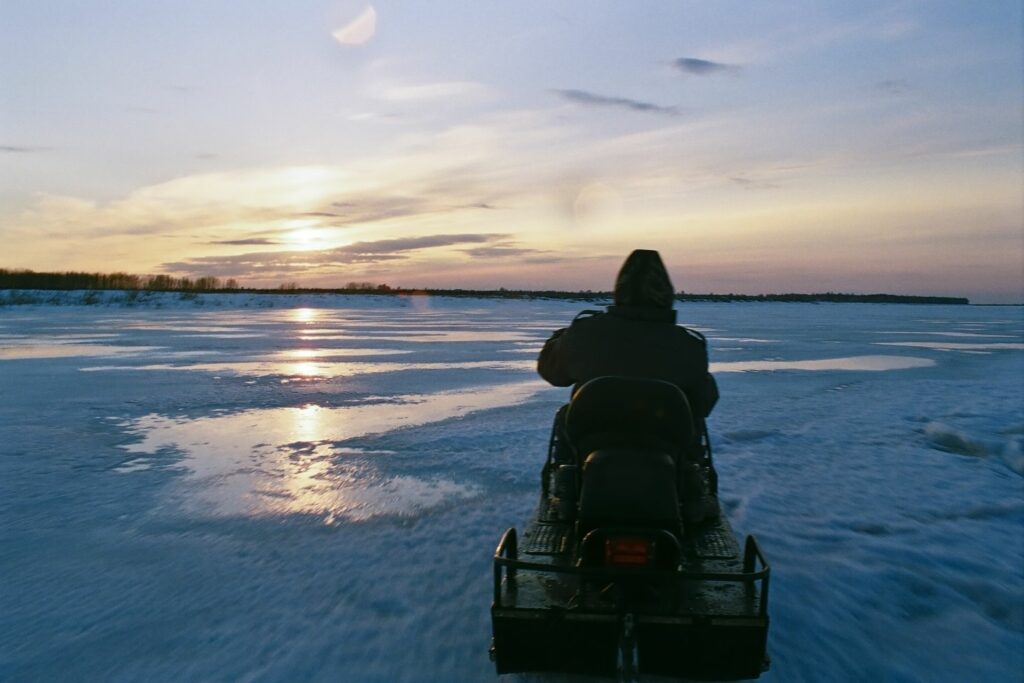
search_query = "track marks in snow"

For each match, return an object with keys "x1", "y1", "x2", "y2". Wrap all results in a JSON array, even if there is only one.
[
  {"x1": 922, "y1": 421, "x2": 989, "y2": 456},
  {"x1": 919, "y1": 421, "x2": 1024, "y2": 475},
  {"x1": 720, "y1": 429, "x2": 779, "y2": 443}
]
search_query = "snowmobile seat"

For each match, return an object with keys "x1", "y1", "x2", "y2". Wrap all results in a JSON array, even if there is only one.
[
  {"x1": 565, "y1": 376, "x2": 694, "y2": 461},
  {"x1": 576, "y1": 448, "x2": 682, "y2": 567},
  {"x1": 577, "y1": 448, "x2": 680, "y2": 529}
]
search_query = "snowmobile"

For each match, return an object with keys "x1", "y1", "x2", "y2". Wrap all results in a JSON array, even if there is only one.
[{"x1": 490, "y1": 376, "x2": 770, "y2": 680}]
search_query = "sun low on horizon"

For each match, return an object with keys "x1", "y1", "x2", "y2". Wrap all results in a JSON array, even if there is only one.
[{"x1": 1, "y1": 1, "x2": 1022, "y2": 303}]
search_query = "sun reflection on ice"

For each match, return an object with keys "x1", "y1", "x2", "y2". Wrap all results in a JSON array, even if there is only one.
[
  {"x1": 284, "y1": 349, "x2": 320, "y2": 359},
  {"x1": 289, "y1": 361, "x2": 323, "y2": 378},
  {"x1": 86, "y1": 358, "x2": 533, "y2": 379},
  {"x1": 291, "y1": 307, "x2": 318, "y2": 324},
  {"x1": 292, "y1": 403, "x2": 324, "y2": 441},
  {"x1": 120, "y1": 381, "x2": 544, "y2": 523}
]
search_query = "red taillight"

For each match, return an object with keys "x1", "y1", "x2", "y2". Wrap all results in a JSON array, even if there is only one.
[{"x1": 604, "y1": 537, "x2": 652, "y2": 566}]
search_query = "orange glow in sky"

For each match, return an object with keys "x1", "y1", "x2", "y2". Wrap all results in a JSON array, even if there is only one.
[{"x1": 1, "y1": 3, "x2": 1021, "y2": 302}]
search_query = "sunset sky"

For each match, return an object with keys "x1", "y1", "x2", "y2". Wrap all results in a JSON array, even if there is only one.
[{"x1": 2, "y1": 1, "x2": 1022, "y2": 302}]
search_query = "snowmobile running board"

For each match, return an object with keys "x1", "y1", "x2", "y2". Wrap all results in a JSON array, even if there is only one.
[{"x1": 491, "y1": 527, "x2": 770, "y2": 680}]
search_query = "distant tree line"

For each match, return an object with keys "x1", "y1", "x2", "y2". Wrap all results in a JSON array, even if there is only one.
[
  {"x1": 0, "y1": 268, "x2": 969, "y2": 304},
  {"x1": 0, "y1": 269, "x2": 238, "y2": 291},
  {"x1": 349, "y1": 288, "x2": 968, "y2": 304},
  {"x1": 675, "y1": 292, "x2": 970, "y2": 305}
]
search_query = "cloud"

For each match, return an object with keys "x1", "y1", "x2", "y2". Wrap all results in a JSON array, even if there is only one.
[
  {"x1": 208, "y1": 238, "x2": 280, "y2": 246},
  {"x1": 553, "y1": 89, "x2": 680, "y2": 116},
  {"x1": 164, "y1": 233, "x2": 506, "y2": 277},
  {"x1": 729, "y1": 175, "x2": 780, "y2": 190},
  {"x1": 673, "y1": 58, "x2": 738, "y2": 76},
  {"x1": 10, "y1": 166, "x2": 500, "y2": 244},
  {"x1": 328, "y1": 196, "x2": 438, "y2": 224},
  {"x1": 876, "y1": 79, "x2": 911, "y2": 94},
  {"x1": 375, "y1": 81, "x2": 488, "y2": 103},
  {"x1": 333, "y1": 6, "x2": 377, "y2": 46},
  {"x1": 460, "y1": 245, "x2": 543, "y2": 259},
  {"x1": 338, "y1": 233, "x2": 496, "y2": 255},
  {"x1": 1, "y1": 145, "x2": 50, "y2": 153},
  {"x1": 291, "y1": 195, "x2": 498, "y2": 227}
]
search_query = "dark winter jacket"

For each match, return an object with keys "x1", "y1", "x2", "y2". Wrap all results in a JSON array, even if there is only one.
[
  {"x1": 536, "y1": 250, "x2": 718, "y2": 419},
  {"x1": 537, "y1": 307, "x2": 718, "y2": 418}
]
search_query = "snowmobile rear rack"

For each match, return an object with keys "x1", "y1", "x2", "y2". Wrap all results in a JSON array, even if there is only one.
[
  {"x1": 493, "y1": 527, "x2": 770, "y2": 615},
  {"x1": 491, "y1": 523, "x2": 770, "y2": 680}
]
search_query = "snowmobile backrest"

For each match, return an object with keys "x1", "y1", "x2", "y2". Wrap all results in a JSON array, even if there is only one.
[
  {"x1": 565, "y1": 376, "x2": 694, "y2": 459},
  {"x1": 577, "y1": 448, "x2": 681, "y2": 536}
]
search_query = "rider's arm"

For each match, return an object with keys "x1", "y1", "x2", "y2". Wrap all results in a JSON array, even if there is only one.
[
  {"x1": 537, "y1": 327, "x2": 575, "y2": 387},
  {"x1": 701, "y1": 373, "x2": 719, "y2": 417},
  {"x1": 681, "y1": 326, "x2": 717, "y2": 417}
]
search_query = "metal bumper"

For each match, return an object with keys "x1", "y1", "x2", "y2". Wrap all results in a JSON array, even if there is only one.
[{"x1": 490, "y1": 529, "x2": 770, "y2": 680}]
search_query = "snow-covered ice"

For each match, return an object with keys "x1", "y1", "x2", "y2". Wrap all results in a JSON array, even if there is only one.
[{"x1": 1, "y1": 292, "x2": 1022, "y2": 682}]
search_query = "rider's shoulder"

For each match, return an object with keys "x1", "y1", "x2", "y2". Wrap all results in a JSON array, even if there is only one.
[
  {"x1": 571, "y1": 309, "x2": 605, "y2": 323},
  {"x1": 680, "y1": 325, "x2": 707, "y2": 345}
]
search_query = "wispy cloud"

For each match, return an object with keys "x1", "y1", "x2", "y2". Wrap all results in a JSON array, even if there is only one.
[
  {"x1": 673, "y1": 57, "x2": 739, "y2": 76},
  {"x1": 8, "y1": 163, "x2": 505, "y2": 245},
  {"x1": 1, "y1": 145, "x2": 50, "y2": 153},
  {"x1": 374, "y1": 81, "x2": 488, "y2": 103},
  {"x1": 328, "y1": 196, "x2": 437, "y2": 225},
  {"x1": 289, "y1": 195, "x2": 500, "y2": 227},
  {"x1": 208, "y1": 238, "x2": 280, "y2": 246},
  {"x1": 338, "y1": 233, "x2": 496, "y2": 256},
  {"x1": 164, "y1": 233, "x2": 507, "y2": 277},
  {"x1": 460, "y1": 244, "x2": 543, "y2": 259},
  {"x1": 729, "y1": 175, "x2": 780, "y2": 190},
  {"x1": 875, "y1": 79, "x2": 911, "y2": 94},
  {"x1": 553, "y1": 89, "x2": 680, "y2": 116}
]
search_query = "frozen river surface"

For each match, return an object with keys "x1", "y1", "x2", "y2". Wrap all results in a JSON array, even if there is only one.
[{"x1": 1, "y1": 293, "x2": 1022, "y2": 682}]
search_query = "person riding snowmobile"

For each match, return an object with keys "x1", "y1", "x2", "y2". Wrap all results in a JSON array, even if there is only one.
[
  {"x1": 537, "y1": 249, "x2": 719, "y2": 519},
  {"x1": 537, "y1": 249, "x2": 717, "y2": 418}
]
